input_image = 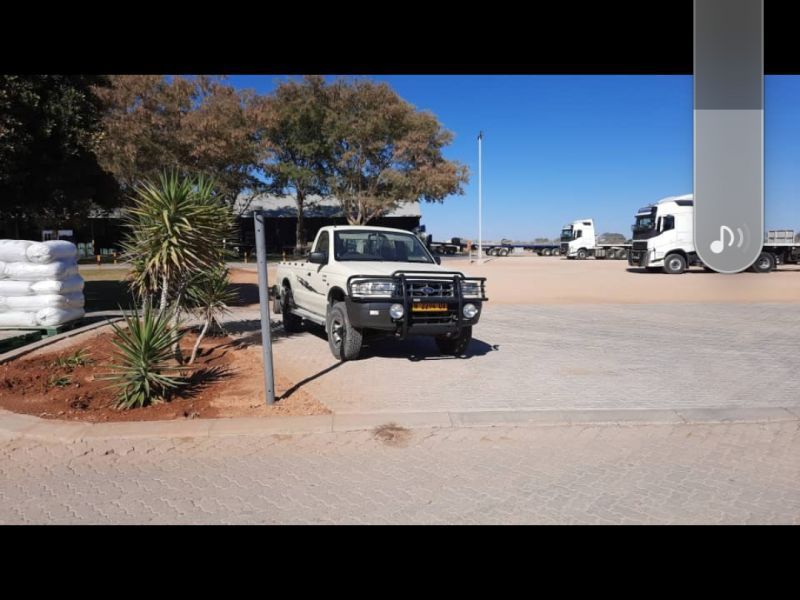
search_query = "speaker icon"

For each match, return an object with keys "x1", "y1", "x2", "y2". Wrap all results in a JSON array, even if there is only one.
[{"x1": 710, "y1": 225, "x2": 745, "y2": 254}]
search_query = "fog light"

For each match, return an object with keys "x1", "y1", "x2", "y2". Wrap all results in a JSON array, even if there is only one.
[
  {"x1": 389, "y1": 303, "x2": 405, "y2": 319},
  {"x1": 463, "y1": 303, "x2": 479, "y2": 319}
]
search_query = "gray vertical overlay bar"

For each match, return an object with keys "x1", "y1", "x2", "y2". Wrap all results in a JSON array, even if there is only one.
[{"x1": 694, "y1": 0, "x2": 763, "y2": 273}]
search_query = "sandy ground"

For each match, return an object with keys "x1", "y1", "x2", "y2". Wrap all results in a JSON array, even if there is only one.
[{"x1": 232, "y1": 255, "x2": 800, "y2": 305}]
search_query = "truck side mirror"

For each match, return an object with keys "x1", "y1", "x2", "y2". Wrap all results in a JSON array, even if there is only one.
[{"x1": 309, "y1": 252, "x2": 327, "y2": 264}]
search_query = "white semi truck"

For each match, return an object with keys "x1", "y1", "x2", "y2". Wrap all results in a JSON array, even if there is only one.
[
  {"x1": 627, "y1": 193, "x2": 799, "y2": 274},
  {"x1": 559, "y1": 219, "x2": 631, "y2": 260}
]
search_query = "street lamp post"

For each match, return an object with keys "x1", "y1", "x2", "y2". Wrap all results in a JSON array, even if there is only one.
[{"x1": 478, "y1": 131, "x2": 483, "y2": 264}]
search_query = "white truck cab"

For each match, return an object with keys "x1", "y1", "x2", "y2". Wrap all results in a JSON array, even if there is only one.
[
  {"x1": 560, "y1": 219, "x2": 597, "y2": 259},
  {"x1": 628, "y1": 194, "x2": 696, "y2": 273},
  {"x1": 273, "y1": 225, "x2": 488, "y2": 360}
]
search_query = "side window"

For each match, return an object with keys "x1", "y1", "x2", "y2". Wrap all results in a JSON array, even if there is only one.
[
  {"x1": 576, "y1": 230, "x2": 583, "y2": 239},
  {"x1": 662, "y1": 215, "x2": 675, "y2": 232},
  {"x1": 313, "y1": 231, "x2": 329, "y2": 257}
]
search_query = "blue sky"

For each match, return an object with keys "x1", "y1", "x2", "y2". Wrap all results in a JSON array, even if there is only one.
[{"x1": 227, "y1": 75, "x2": 800, "y2": 241}]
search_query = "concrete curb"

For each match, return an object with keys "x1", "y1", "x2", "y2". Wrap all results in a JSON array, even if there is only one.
[
  {"x1": 0, "y1": 313, "x2": 124, "y2": 364},
  {"x1": 1, "y1": 405, "x2": 798, "y2": 443}
]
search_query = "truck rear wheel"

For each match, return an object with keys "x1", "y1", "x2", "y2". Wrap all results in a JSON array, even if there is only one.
[
  {"x1": 750, "y1": 251, "x2": 775, "y2": 273},
  {"x1": 435, "y1": 326, "x2": 472, "y2": 356},
  {"x1": 663, "y1": 253, "x2": 687, "y2": 274},
  {"x1": 327, "y1": 302, "x2": 363, "y2": 361},
  {"x1": 281, "y1": 285, "x2": 303, "y2": 333}
]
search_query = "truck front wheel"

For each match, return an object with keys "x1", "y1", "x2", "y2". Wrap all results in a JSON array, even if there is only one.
[
  {"x1": 327, "y1": 302, "x2": 363, "y2": 361},
  {"x1": 576, "y1": 248, "x2": 588, "y2": 260},
  {"x1": 435, "y1": 326, "x2": 472, "y2": 356},
  {"x1": 663, "y1": 253, "x2": 687, "y2": 274},
  {"x1": 750, "y1": 252, "x2": 775, "y2": 273},
  {"x1": 281, "y1": 285, "x2": 303, "y2": 333}
]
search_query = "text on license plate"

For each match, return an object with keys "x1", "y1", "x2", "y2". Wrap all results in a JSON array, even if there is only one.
[{"x1": 412, "y1": 303, "x2": 448, "y2": 312}]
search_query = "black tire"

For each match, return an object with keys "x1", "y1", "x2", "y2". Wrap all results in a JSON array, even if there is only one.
[
  {"x1": 576, "y1": 248, "x2": 588, "y2": 260},
  {"x1": 750, "y1": 251, "x2": 776, "y2": 273},
  {"x1": 281, "y1": 285, "x2": 303, "y2": 333},
  {"x1": 618, "y1": 250, "x2": 628, "y2": 260},
  {"x1": 663, "y1": 253, "x2": 687, "y2": 274},
  {"x1": 435, "y1": 326, "x2": 472, "y2": 356},
  {"x1": 542, "y1": 248, "x2": 551, "y2": 256},
  {"x1": 326, "y1": 302, "x2": 363, "y2": 361}
]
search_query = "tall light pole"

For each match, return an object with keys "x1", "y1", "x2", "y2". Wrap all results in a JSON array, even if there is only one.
[{"x1": 478, "y1": 131, "x2": 483, "y2": 263}]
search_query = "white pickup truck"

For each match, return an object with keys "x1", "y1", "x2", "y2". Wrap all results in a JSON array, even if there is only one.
[{"x1": 272, "y1": 225, "x2": 488, "y2": 360}]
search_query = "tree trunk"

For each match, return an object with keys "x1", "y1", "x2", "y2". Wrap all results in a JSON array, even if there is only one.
[
  {"x1": 189, "y1": 317, "x2": 210, "y2": 365},
  {"x1": 295, "y1": 189, "x2": 306, "y2": 254},
  {"x1": 159, "y1": 273, "x2": 169, "y2": 314}
]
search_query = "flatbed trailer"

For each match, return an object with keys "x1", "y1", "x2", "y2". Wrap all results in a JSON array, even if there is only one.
[
  {"x1": 759, "y1": 230, "x2": 800, "y2": 267},
  {"x1": 484, "y1": 242, "x2": 561, "y2": 257}
]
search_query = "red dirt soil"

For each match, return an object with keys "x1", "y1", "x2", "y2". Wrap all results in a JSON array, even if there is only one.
[{"x1": 0, "y1": 328, "x2": 329, "y2": 422}]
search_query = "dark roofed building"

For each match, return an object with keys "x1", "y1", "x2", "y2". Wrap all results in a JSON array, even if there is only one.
[{"x1": 234, "y1": 193, "x2": 422, "y2": 255}]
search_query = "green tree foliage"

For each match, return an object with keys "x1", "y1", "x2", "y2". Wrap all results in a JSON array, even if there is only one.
[
  {"x1": 0, "y1": 75, "x2": 119, "y2": 237},
  {"x1": 94, "y1": 75, "x2": 260, "y2": 204},
  {"x1": 185, "y1": 265, "x2": 236, "y2": 364},
  {"x1": 103, "y1": 300, "x2": 185, "y2": 410},
  {"x1": 121, "y1": 171, "x2": 235, "y2": 312},
  {"x1": 325, "y1": 78, "x2": 469, "y2": 225},
  {"x1": 249, "y1": 75, "x2": 331, "y2": 251}
]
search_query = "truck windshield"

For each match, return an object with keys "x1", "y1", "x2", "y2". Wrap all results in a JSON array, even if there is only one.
[
  {"x1": 633, "y1": 214, "x2": 656, "y2": 233},
  {"x1": 560, "y1": 228, "x2": 574, "y2": 241},
  {"x1": 334, "y1": 230, "x2": 434, "y2": 263}
]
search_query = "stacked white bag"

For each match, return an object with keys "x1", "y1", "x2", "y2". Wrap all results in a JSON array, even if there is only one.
[{"x1": 0, "y1": 240, "x2": 85, "y2": 327}]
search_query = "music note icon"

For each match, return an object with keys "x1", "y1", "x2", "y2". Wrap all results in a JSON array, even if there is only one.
[{"x1": 710, "y1": 225, "x2": 744, "y2": 254}]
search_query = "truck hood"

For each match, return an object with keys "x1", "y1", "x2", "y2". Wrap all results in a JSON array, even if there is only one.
[{"x1": 337, "y1": 261, "x2": 450, "y2": 276}]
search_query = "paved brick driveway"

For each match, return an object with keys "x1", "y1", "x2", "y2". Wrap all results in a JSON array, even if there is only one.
[
  {"x1": 2, "y1": 421, "x2": 799, "y2": 524},
  {"x1": 232, "y1": 303, "x2": 800, "y2": 414}
]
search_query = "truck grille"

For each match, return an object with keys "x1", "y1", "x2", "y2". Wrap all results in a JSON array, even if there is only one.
[
  {"x1": 404, "y1": 280, "x2": 455, "y2": 297},
  {"x1": 560, "y1": 243, "x2": 569, "y2": 254},
  {"x1": 632, "y1": 241, "x2": 649, "y2": 251}
]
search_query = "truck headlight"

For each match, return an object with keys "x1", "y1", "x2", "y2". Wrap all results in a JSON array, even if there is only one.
[
  {"x1": 351, "y1": 280, "x2": 396, "y2": 298},
  {"x1": 461, "y1": 281, "x2": 483, "y2": 298},
  {"x1": 463, "y1": 303, "x2": 479, "y2": 319}
]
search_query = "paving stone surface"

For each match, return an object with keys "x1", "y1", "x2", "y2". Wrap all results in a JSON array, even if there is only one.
[
  {"x1": 2, "y1": 421, "x2": 799, "y2": 524},
  {"x1": 227, "y1": 303, "x2": 800, "y2": 414}
]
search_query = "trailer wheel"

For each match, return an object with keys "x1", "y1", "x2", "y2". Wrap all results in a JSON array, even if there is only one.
[
  {"x1": 618, "y1": 249, "x2": 628, "y2": 260},
  {"x1": 542, "y1": 248, "x2": 550, "y2": 256},
  {"x1": 750, "y1": 251, "x2": 775, "y2": 273},
  {"x1": 500, "y1": 248, "x2": 509, "y2": 257},
  {"x1": 663, "y1": 253, "x2": 687, "y2": 274},
  {"x1": 576, "y1": 248, "x2": 588, "y2": 260}
]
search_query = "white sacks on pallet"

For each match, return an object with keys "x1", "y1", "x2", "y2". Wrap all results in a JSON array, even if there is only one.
[{"x1": 0, "y1": 240, "x2": 85, "y2": 328}]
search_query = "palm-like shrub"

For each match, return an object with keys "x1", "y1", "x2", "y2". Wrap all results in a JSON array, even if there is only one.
[
  {"x1": 104, "y1": 301, "x2": 185, "y2": 409},
  {"x1": 121, "y1": 170, "x2": 234, "y2": 311},
  {"x1": 185, "y1": 266, "x2": 236, "y2": 364}
]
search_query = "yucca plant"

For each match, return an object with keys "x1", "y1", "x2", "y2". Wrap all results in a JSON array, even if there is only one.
[
  {"x1": 121, "y1": 170, "x2": 234, "y2": 312},
  {"x1": 103, "y1": 301, "x2": 186, "y2": 409},
  {"x1": 185, "y1": 266, "x2": 236, "y2": 365}
]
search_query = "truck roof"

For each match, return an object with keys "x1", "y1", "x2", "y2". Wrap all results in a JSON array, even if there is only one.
[
  {"x1": 319, "y1": 225, "x2": 418, "y2": 235},
  {"x1": 637, "y1": 193, "x2": 693, "y2": 214}
]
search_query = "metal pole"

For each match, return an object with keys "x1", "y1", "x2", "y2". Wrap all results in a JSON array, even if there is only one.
[
  {"x1": 478, "y1": 131, "x2": 483, "y2": 264},
  {"x1": 254, "y1": 211, "x2": 276, "y2": 405}
]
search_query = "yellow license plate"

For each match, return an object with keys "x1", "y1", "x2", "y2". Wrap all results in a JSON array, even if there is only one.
[{"x1": 412, "y1": 303, "x2": 448, "y2": 312}]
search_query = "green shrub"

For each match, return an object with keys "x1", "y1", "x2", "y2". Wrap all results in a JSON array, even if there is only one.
[{"x1": 103, "y1": 301, "x2": 185, "y2": 409}]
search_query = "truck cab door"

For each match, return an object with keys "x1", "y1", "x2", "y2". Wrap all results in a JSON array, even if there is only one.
[{"x1": 302, "y1": 230, "x2": 330, "y2": 316}]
